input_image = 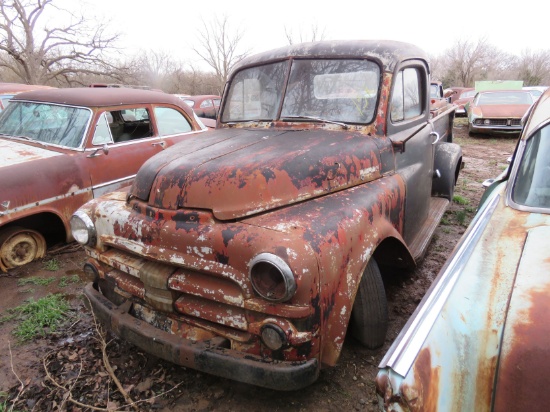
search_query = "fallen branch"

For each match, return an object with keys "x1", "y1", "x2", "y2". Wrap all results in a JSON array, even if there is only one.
[{"x1": 8, "y1": 341, "x2": 25, "y2": 412}]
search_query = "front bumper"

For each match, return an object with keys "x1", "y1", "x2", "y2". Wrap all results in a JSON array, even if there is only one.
[{"x1": 84, "y1": 283, "x2": 319, "y2": 391}]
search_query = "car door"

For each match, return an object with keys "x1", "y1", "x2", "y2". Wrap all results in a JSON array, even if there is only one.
[
  {"x1": 387, "y1": 64, "x2": 436, "y2": 244},
  {"x1": 85, "y1": 106, "x2": 164, "y2": 197}
]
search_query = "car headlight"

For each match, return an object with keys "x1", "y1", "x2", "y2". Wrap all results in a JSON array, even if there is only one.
[
  {"x1": 249, "y1": 253, "x2": 296, "y2": 302},
  {"x1": 70, "y1": 210, "x2": 96, "y2": 246}
]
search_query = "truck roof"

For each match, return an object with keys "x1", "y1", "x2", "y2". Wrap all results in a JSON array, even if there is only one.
[{"x1": 232, "y1": 40, "x2": 429, "y2": 74}]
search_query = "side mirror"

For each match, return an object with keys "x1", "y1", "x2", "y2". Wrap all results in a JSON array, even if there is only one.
[{"x1": 87, "y1": 144, "x2": 109, "y2": 158}]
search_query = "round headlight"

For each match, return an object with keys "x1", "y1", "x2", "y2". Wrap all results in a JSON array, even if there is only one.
[
  {"x1": 70, "y1": 210, "x2": 96, "y2": 246},
  {"x1": 484, "y1": 119, "x2": 491, "y2": 125},
  {"x1": 260, "y1": 324, "x2": 287, "y2": 350},
  {"x1": 249, "y1": 253, "x2": 296, "y2": 302}
]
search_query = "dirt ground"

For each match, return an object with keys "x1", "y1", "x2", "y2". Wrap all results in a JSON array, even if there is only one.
[{"x1": 0, "y1": 118, "x2": 518, "y2": 411}]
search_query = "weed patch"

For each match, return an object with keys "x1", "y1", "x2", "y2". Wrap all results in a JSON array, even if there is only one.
[
  {"x1": 17, "y1": 277, "x2": 55, "y2": 287},
  {"x1": 4, "y1": 294, "x2": 71, "y2": 342}
]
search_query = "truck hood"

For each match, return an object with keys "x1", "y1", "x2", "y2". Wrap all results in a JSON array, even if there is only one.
[
  {"x1": 130, "y1": 128, "x2": 389, "y2": 219},
  {"x1": 0, "y1": 138, "x2": 61, "y2": 168}
]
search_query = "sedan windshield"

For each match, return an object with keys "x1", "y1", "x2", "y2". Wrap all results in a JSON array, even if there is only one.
[
  {"x1": 222, "y1": 59, "x2": 380, "y2": 124},
  {"x1": 512, "y1": 124, "x2": 550, "y2": 209},
  {"x1": 0, "y1": 101, "x2": 90, "y2": 148}
]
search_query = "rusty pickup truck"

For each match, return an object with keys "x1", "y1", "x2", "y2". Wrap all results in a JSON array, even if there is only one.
[{"x1": 72, "y1": 40, "x2": 462, "y2": 390}]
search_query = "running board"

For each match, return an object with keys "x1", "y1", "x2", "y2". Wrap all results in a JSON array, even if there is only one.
[{"x1": 408, "y1": 197, "x2": 450, "y2": 262}]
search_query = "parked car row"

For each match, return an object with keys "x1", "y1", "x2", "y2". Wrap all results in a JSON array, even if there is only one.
[{"x1": 3, "y1": 39, "x2": 550, "y2": 410}]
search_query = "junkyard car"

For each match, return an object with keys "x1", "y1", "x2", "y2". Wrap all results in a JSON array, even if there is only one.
[
  {"x1": 376, "y1": 87, "x2": 550, "y2": 411},
  {"x1": 467, "y1": 89, "x2": 533, "y2": 135},
  {"x1": 452, "y1": 87, "x2": 475, "y2": 117},
  {"x1": 181, "y1": 94, "x2": 221, "y2": 119},
  {"x1": 523, "y1": 85, "x2": 548, "y2": 101},
  {"x1": 0, "y1": 87, "x2": 207, "y2": 271},
  {"x1": 429, "y1": 81, "x2": 455, "y2": 117},
  {"x1": 0, "y1": 82, "x2": 54, "y2": 111},
  {"x1": 72, "y1": 40, "x2": 462, "y2": 390}
]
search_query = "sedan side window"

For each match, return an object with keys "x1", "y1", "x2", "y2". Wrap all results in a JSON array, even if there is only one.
[
  {"x1": 200, "y1": 99, "x2": 214, "y2": 108},
  {"x1": 154, "y1": 107, "x2": 192, "y2": 136},
  {"x1": 92, "y1": 112, "x2": 114, "y2": 145},
  {"x1": 391, "y1": 68, "x2": 422, "y2": 122}
]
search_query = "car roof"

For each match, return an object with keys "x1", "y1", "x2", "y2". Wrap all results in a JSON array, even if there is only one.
[
  {"x1": 185, "y1": 95, "x2": 221, "y2": 100},
  {"x1": 231, "y1": 40, "x2": 429, "y2": 74},
  {"x1": 0, "y1": 82, "x2": 54, "y2": 94},
  {"x1": 522, "y1": 87, "x2": 550, "y2": 139},
  {"x1": 11, "y1": 87, "x2": 186, "y2": 108}
]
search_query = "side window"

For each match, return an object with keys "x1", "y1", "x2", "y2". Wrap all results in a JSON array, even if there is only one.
[
  {"x1": 92, "y1": 112, "x2": 113, "y2": 145},
  {"x1": 391, "y1": 67, "x2": 422, "y2": 122},
  {"x1": 213, "y1": 98, "x2": 221, "y2": 106},
  {"x1": 154, "y1": 107, "x2": 192, "y2": 136},
  {"x1": 200, "y1": 99, "x2": 214, "y2": 108},
  {"x1": 107, "y1": 107, "x2": 153, "y2": 143}
]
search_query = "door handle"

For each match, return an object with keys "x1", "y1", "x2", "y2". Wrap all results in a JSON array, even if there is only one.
[
  {"x1": 152, "y1": 141, "x2": 166, "y2": 148},
  {"x1": 430, "y1": 131, "x2": 441, "y2": 145}
]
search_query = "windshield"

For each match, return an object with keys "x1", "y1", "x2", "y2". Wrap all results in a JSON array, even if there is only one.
[
  {"x1": 0, "y1": 101, "x2": 90, "y2": 148},
  {"x1": 477, "y1": 92, "x2": 533, "y2": 106},
  {"x1": 460, "y1": 90, "x2": 476, "y2": 98},
  {"x1": 222, "y1": 59, "x2": 380, "y2": 124},
  {"x1": 512, "y1": 124, "x2": 550, "y2": 209}
]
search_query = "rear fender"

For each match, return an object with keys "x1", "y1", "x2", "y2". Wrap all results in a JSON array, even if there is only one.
[{"x1": 432, "y1": 142, "x2": 463, "y2": 200}]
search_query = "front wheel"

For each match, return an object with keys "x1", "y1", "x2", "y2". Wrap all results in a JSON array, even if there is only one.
[
  {"x1": 350, "y1": 258, "x2": 388, "y2": 349},
  {"x1": 0, "y1": 226, "x2": 47, "y2": 271}
]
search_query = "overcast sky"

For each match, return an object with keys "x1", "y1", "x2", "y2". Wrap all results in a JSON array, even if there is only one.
[{"x1": 76, "y1": 0, "x2": 544, "y2": 67}]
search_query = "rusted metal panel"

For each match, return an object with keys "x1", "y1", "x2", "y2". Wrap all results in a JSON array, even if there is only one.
[{"x1": 376, "y1": 186, "x2": 550, "y2": 411}]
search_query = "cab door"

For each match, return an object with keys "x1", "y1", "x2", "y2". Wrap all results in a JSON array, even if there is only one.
[{"x1": 387, "y1": 64, "x2": 436, "y2": 244}]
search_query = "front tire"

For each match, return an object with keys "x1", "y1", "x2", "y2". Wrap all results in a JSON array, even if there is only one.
[
  {"x1": 0, "y1": 226, "x2": 47, "y2": 270},
  {"x1": 350, "y1": 258, "x2": 388, "y2": 349}
]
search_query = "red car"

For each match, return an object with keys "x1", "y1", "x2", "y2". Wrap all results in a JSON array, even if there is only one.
[
  {"x1": 467, "y1": 89, "x2": 533, "y2": 136},
  {"x1": 180, "y1": 94, "x2": 221, "y2": 120},
  {"x1": 0, "y1": 87, "x2": 208, "y2": 270},
  {"x1": 453, "y1": 87, "x2": 476, "y2": 117}
]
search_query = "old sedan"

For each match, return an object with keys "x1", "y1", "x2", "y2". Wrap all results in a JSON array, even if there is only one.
[
  {"x1": 0, "y1": 87, "x2": 208, "y2": 271},
  {"x1": 376, "y1": 87, "x2": 550, "y2": 410},
  {"x1": 181, "y1": 94, "x2": 221, "y2": 119},
  {"x1": 467, "y1": 89, "x2": 533, "y2": 136},
  {"x1": 453, "y1": 87, "x2": 475, "y2": 117}
]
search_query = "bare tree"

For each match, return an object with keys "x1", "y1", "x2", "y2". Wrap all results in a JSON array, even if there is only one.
[
  {"x1": 439, "y1": 37, "x2": 506, "y2": 87},
  {"x1": 284, "y1": 23, "x2": 327, "y2": 45},
  {"x1": 192, "y1": 14, "x2": 249, "y2": 92},
  {"x1": 514, "y1": 49, "x2": 550, "y2": 86},
  {"x1": 0, "y1": 0, "x2": 119, "y2": 85}
]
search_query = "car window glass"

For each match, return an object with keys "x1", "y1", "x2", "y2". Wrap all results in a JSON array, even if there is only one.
[
  {"x1": 200, "y1": 99, "x2": 213, "y2": 108},
  {"x1": 106, "y1": 107, "x2": 153, "y2": 143},
  {"x1": 512, "y1": 125, "x2": 550, "y2": 209},
  {"x1": 391, "y1": 68, "x2": 421, "y2": 122},
  {"x1": 0, "y1": 101, "x2": 90, "y2": 148},
  {"x1": 213, "y1": 99, "x2": 221, "y2": 106},
  {"x1": 92, "y1": 112, "x2": 113, "y2": 145},
  {"x1": 154, "y1": 107, "x2": 192, "y2": 136},
  {"x1": 183, "y1": 100, "x2": 194, "y2": 107}
]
